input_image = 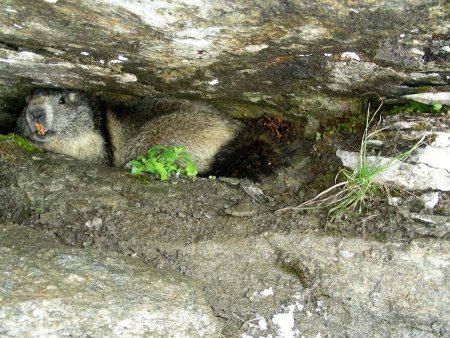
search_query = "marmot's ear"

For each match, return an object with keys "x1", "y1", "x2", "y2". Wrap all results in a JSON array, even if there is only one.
[{"x1": 68, "y1": 92, "x2": 78, "y2": 102}]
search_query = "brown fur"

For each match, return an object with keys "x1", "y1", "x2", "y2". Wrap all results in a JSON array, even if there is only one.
[
  {"x1": 16, "y1": 90, "x2": 243, "y2": 173},
  {"x1": 106, "y1": 99, "x2": 242, "y2": 172},
  {"x1": 16, "y1": 89, "x2": 283, "y2": 179}
]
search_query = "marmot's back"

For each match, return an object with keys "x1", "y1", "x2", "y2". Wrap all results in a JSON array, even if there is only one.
[
  {"x1": 107, "y1": 98, "x2": 242, "y2": 172},
  {"x1": 16, "y1": 90, "x2": 282, "y2": 179}
]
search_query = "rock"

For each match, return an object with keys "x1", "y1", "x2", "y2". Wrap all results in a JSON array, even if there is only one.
[
  {"x1": 0, "y1": 220, "x2": 222, "y2": 337},
  {"x1": 404, "y1": 92, "x2": 450, "y2": 105},
  {"x1": 0, "y1": 0, "x2": 449, "y2": 124},
  {"x1": 416, "y1": 133, "x2": 450, "y2": 172},
  {"x1": 422, "y1": 192, "x2": 439, "y2": 209},
  {"x1": 143, "y1": 230, "x2": 450, "y2": 337},
  {"x1": 1, "y1": 135, "x2": 450, "y2": 336},
  {"x1": 1, "y1": 1, "x2": 450, "y2": 336},
  {"x1": 267, "y1": 232, "x2": 450, "y2": 338}
]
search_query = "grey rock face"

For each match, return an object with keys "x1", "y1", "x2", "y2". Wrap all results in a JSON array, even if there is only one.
[
  {"x1": 1, "y1": 1, "x2": 449, "y2": 336},
  {"x1": 269, "y1": 233, "x2": 450, "y2": 338},
  {"x1": 0, "y1": 131, "x2": 449, "y2": 336},
  {"x1": 0, "y1": 220, "x2": 221, "y2": 337},
  {"x1": 0, "y1": 0, "x2": 449, "y2": 124}
]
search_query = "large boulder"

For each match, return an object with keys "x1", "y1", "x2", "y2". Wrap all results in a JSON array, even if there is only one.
[
  {"x1": 0, "y1": 220, "x2": 221, "y2": 337},
  {"x1": 1, "y1": 0, "x2": 449, "y2": 129}
]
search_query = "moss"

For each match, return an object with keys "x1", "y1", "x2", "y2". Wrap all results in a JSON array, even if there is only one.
[
  {"x1": 211, "y1": 99, "x2": 280, "y2": 119},
  {"x1": 415, "y1": 86, "x2": 435, "y2": 93},
  {"x1": 279, "y1": 262, "x2": 311, "y2": 287},
  {"x1": 318, "y1": 110, "x2": 366, "y2": 140},
  {"x1": 0, "y1": 133, "x2": 42, "y2": 152},
  {"x1": 131, "y1": 173, "x2": 152, "y2": 185},
  {"x1": 384, "y1": 101, "x2": 445, "y2": 115}
]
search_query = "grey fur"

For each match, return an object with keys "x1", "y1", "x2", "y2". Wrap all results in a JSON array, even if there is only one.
[{"x1": 16, "y1": 90, "x2": 242, "y2": 173}]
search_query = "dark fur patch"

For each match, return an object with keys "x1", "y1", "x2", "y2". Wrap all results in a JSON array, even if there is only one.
[{"x1": 207, "y1": 128, "x2": 285, "y2": 180}]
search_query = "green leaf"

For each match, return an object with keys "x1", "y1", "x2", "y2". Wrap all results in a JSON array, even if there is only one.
[
  {"x1": 129, "y1": 160, "x2": 142, "y2": 166},
  {"x1": 173, "y1": 146, "x2": 185, "y2": 154},
  {"x1": 165, "y1": 164, "x2": 178, "y2": 173},
  {"x1": 131, "y1": 166, "x2": 143, "y2": 175},
  {"x1": 178, "y1": 152, "x2": 192, "y2": 160},
  {"x1": 161, "y1": 150, "x2": 177, "y2": 162},
  {"x1": 432, "y1": 103, "x2": 442, "y2": 111},
  {"x1": 185, "y1": 161, "x2": 198, "y2": 177},
  {"x1": 129, "y1": 144, "x2": 198, "y2": 180},
  {"x1": 145, "y1": 160, "x2": 157, "y2": 173},
  {"x1": 154, "y1": 162, "x2": 168, "y2": 180}
]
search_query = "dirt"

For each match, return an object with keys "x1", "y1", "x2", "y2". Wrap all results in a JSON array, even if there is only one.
[
  {"x1": 1, "y1": 108, "x2": 449, "y2": 336},
  {"x1": 1, "y1": 109, "x2": 445, "y2": 244}
]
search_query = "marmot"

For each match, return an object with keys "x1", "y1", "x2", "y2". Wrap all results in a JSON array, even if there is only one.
[{"x1": 15, "y1": 89, "x2": 282, "y2": 179}]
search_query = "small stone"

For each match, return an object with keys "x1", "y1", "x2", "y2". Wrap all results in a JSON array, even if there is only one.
[
  {"x1": 91, "y1": 217, "x2": 103, "y2": 230},
  {"x1": 422, "y1": 192, "x2": 439, "y2": 209},
  {"x1": 224, "y1": 200, "x2": 257, "y2": 217},
  {"x1": 403, "y1": 92, "x2": 450, "y2": 105},
  {"x1": 241, "y1": 184, "x2": 264, "y2": 200},
  {"x1": 219, "y1": 177, "x2": 240, "y2": 186},
  {"x1": 388, "y1": 197, "x2": 401, "y2": 207}
]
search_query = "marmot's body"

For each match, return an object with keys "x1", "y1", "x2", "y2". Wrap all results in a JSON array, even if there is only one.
[{"x1": 16, "y1": 89, "x2": 281, "y2": 179}]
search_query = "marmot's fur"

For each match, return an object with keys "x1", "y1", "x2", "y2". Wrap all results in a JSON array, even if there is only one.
[{"x1": 15, "y1": 89, "x2": 282, "y2": 179}]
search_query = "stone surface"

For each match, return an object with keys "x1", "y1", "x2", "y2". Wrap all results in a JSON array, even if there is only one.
[
  {"x1": 1, "y1": 120, "x2": 449, "y2": 335},
  {"x1": 0, "y1": 220, "x2": 221, "y2": 337},
  {"x1": 336, "y1": 149, "x2": 450, "y2": 191},
  {"x1": 404, "y1": 92, "x2": 450, "y2": 105},
  {"x1": 0, "y1": 0, "x2": 449, "y2": 127},
  {"x1": 268, "y1": 232, "x2": 450, "y2": 338},
  {"x1": 1, "y1": 2, "x2": 450, "y2": 334}
]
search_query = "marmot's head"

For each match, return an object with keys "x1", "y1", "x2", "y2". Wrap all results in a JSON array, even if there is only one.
[{"x1": 19, "y1": 89, "x2": 94, "y2": 142}]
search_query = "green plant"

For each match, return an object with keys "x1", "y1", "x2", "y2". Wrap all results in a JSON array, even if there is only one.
[
  {"x1": 386, "y1": 100, "x2": 444, "y2": 115},
  {"x1": 277, "y1": 104, "x2": 426, "y2": 221},
  {"x1": 129, "y1": 145, "x2": 198, "y2": 181},
  {"x1": 431, "y1": 103, "x2": 442, "y2": 111}
]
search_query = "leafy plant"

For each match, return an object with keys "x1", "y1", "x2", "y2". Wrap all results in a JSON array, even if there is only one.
[
  {"x1": 277, "y1": 104, "x2": 426, "y2": 221},
  {"x1": 129, "y1": 145, "x2": 198, "y2": 181},
  {"x1": 431, "y1": 102, "x2": 442, "y2": 111}
]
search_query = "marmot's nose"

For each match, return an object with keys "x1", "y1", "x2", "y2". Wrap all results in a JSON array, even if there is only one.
[{"x1": 30, "y1": 111, "x2": 43, "y2": 120}]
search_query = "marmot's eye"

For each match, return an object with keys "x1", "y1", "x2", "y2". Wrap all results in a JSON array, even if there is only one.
[{"x1": 59, "y1": 97, "x2": 66, "y2": 104}]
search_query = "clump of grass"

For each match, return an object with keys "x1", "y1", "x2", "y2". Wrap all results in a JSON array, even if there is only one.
[
  {"x1": 277, "y1": 104, "x2": 426, "y2": 221},
  {"x1": 129, "y1": 145, "x2": 198, "y2": 181}
]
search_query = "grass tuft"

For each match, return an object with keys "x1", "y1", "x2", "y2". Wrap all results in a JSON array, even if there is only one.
[{"x1": 277, "y1": 104, "x2": 426, "y2": 221}]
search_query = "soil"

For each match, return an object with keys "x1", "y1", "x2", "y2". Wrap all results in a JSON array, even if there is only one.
[{"x1": 1, "y1": 109, "x2": 448, "y2": 336}]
